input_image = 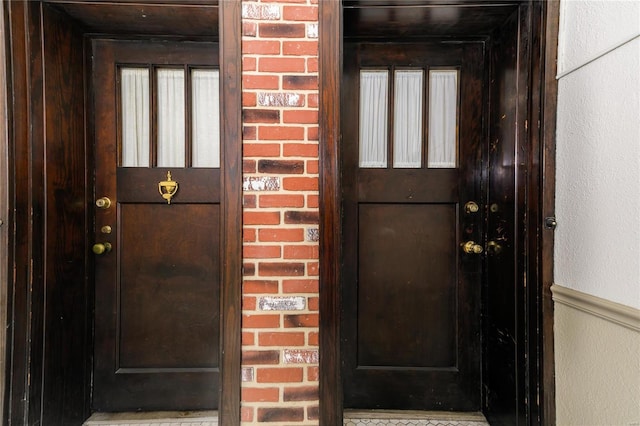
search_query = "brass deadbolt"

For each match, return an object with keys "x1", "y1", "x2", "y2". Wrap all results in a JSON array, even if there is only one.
[
  {"x1": 92, "y1": 242, "x2": 112, "y2": 255},
  {"x1": 465, "y1": 201, "x2": 480, "y2": 214},
  {"x1": 96, "y1": 197, "x2": 112, "y2": 209},
  {"x1": 462, "y1": 241, "x2": 483, "y2": 254}
]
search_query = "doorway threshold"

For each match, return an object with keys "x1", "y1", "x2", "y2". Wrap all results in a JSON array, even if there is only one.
[
  {"x1": 84, "y1": 411, "x2": 218, "y2": 426},
  {"x1": 344, "y1": 409, "x2": 488, "y2": 426}
]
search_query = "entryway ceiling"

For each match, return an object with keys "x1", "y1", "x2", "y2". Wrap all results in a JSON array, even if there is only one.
[
  {"x1": 343, "y1": 0, "x2": 520, "y2": 38},
  {"x1": 43, "y1": 0, "x2": 218, "y2": 37}
]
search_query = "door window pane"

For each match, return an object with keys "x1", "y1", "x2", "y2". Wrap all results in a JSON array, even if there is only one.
[
  {"x1": 121, "y1": 68, "x2": 150, "y2": 167},
  {"x1": 157, "y1": 69, "x2": 186, "y2": 167},
  {"x1": 428, "y1": 70, "x2": 458, "y2": 168},
  {"x1": 192, "y1": 69, "x2": 220, "y2": 168},
  {"x1": 393, "y1": 70, "x2": 423, "y2": 168},
  {"x1": 359, "y1": 70, "x2": 388, "y2": 168}
]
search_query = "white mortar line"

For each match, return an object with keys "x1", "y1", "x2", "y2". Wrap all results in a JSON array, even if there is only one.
[{"x1": 556, "y1": 32, "x2": 640, "y2": 80}]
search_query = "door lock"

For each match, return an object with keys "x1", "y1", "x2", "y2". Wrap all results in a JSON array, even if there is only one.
[
  {"x1": 462, "y1": 241, "x2": 483, "y2": 254},
  {"x1": 96, "y1": 197, "x2": 112, "y2": 209},
  {"x1": 92, "y1": 242, "x2": 112, "y2": 255},
  {"x1": 487, "y1": 240, "x2": 503, "y2": 255},
  {"x1": 464, "y1": 201, "x2": 479, "y2": 214}
]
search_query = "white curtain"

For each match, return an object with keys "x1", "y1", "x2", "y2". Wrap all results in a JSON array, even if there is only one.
[
  {"x1": 157, "y1": 69, "x2": 186, "y2": 167},
  {"x1": 359, "y1": 70, "x2": 388, "y2": 168},
  {"x1": 121, "y1": 68, "x2": 150, "y2": 167},
  {"x1": 393, "y1": 70, "x2": 423, "y2": 168},
  {"x1": 192, "y1": 69, "x2": 220, "y2": 168},
  {"x1": 428, "y1": 70, "x2": 458, "y2": 168}
]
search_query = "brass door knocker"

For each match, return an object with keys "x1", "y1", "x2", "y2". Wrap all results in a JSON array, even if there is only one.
[{"x1": 158, "y1": 171, "x2": 178, "y2": 204}]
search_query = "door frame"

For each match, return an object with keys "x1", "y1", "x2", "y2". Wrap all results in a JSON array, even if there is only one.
[
  {"x1": 317, "y1": 1, "x2": 560, "y2": 424},
  {"x1": 2, "y1": 1, "x2": 242, "y2": 424}
]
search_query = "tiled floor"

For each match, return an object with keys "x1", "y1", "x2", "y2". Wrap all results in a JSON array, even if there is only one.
[
  {"x1": 83, "y1": 411, "x2": 217, "y2": 426},
  {"x1": 344, "y1": 410, "x2": 489, "y2": 426},
  {"x1": 84, "y1": 409, "x2": 489, "y2": 426}
]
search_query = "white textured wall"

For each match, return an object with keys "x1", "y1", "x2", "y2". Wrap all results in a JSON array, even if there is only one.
[{"x1": 555, "y1": 0, "x2": 640, "y2": 309}]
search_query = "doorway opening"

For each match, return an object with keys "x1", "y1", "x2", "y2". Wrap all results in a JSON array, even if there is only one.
[
  {"x1": 3, "y1": 1, "x2": 241, "y2": 424},
  {"x1": 319, "y1": 1, "x2": 558, "y2": 424}
]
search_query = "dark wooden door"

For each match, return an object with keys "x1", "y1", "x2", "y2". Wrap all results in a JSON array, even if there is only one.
[
  {"x1": 91, "y1": 39, "x2": 221, "y2": 412},
  {"x1": 341, "y1": 42, "x2": 485, "y2": 411}
]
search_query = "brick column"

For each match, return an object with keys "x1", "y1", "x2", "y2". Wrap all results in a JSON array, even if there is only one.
[{"x1": 241, "y1": 1, "x2": 319, "y2": 424}]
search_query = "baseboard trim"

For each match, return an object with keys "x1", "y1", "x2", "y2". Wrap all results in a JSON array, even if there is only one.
[{"x1": 551, "y1": 284, "x2": 640, "y2": 332}]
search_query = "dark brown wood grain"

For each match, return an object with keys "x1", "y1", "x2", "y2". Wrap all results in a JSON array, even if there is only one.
[
  {"x1": 340, "y1": 41, "x2": 484, "y2": 411},
  {"x1": 91, "y1": 39, "x2": 222, "y2": 412},
  {"x1": 319, "y1": 0, "x2": 557, "y2": 423},
  {"x1": 318, "y1": 0, "x2": 343, "y2": 424},
  {"x1": 218, "y1": 1, "x2": 242, "y2": 424}
]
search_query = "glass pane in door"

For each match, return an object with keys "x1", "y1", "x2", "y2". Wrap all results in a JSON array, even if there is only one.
[
  {"x1": 192, "y1": 69, "x2": 220, "y2": 168},
  {"x1": 157, "y1": 68, "x2": 186, "y2": 167}
]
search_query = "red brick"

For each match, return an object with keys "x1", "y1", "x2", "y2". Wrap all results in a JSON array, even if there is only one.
[
  {"x1": 244, "y1": 228, "x2": 256, "y2": 242},
  {"x1": 242, "y1": 350, "x2": 280, "y2": 364},
  {"x1": 243, "y1": 75, "x2": 279, "y2": 90},
  {"x1": 258, "y1": 228, "x2": 304, "y2": 242},
  {"x1": 308, "y1": 126, "x2": 319, "y2": 141},
  {"x1": 243, "y1": 159, "x2": 256, "y2": 173},
  {"x1": 244, "y1": 262, "x2": 256, "y2": 276},
  {"x1": 307, "y1": 57, "x2": 318, "y2": 73},
  {"x1": 243, "y1": 22, "x2": 257, "y2": 37},
  {"x1": 244, "y1": 194, "x2": 257, "y2": 208},
  {"x1": 243, "y1": 56, "x2": 257, "y2": 72},
  {"x1": 308, "y1": 93, "x2": 319, "y2": 108},
  {"x1": 243, "y1": 125, "x2": 256, "y2": 140},
  {"x1": 283, "y1": 41, "x2": 318, "y2": 56},
  {"x1": 308, "y1": 331, "x2": 319, "y2": 346},
  {"x1": 284, "y1": 210, "x2": 319, "y2": 224},
  {"x1": 259, "y1": 262, "x2": 305, "y2": 277},
  {"x1": 259, "y1": 57, "x2": 305, "y2": 73},
  {"x1": 282, "y1": 177, "x2": 318, "y2": 191},
  {"x1": 242, "y1": 387, "x2": 280, "y2": 403},
  {"x1": 283, "y1": 143, "x2": 318, "y2": 157},
  {"x1": 243, "y1": 92, "x2": 257, "y2": 107},
  {"x1": 243, "y1": 109, "x2": 280, "y2": 123},
  {"x1": 307, "y1": 366, "x2": 319, "y2": 381},
  {"x1": 283, "y1": 245, "x2": 319, "y2": 259},
  {"x1": 283, "y1": 110, "x2": 318, "y2": 124},
  {"x1": 257, "y1": 366, "x2": 304, "y2": 383},
  {"x1": 259, "y1": 126, "x2": 305, "y2": 141},
  {"x1": 283, "y1": 5, "x2": 318, "y2": 21},
  {"x1": 243, "y1": 296, "x2": 256, "y2": 311},
  {"x1": 283, "y1": 279, "x2": 319, "y2": 293},
  {"x1": 308, "y1": 296, "x2": 319, "y2": 311},
  {"x1": 243, "y1": 211, "x2": 280, "y2": 226},
  {"x1": 242, "y1": 331, "x2": 255, "y2": 346},
  {"x1": 283, "y1": 75, "x2": 317, "y2": 90},
  {"x1": 307, "y1": 194, "x2": 319, "y2": 208},
  {"x1": 308, "y1": 405, "x2": 319, "y2": 420},
  {"x1": 244, "y1": 143, "x2": 280, "y2": 157},
  {"x1": 259, "y1": 23, "x2": 305, "y2": 38},
  {"x1": 283, "y1": 385, "x2": 318, "y2": 402},
  {"x1": 242, "y1": 40, "x2": 281, "y2": 55},
  {"x1": 306, "y1": 160, "x2": 319, "y2": 174},
  {"x1": 308, "y1": 261, "x2": 319, "y2": 276},
  {"x1": 244, "y1": 280, "x2": 279, "y2": 294},
  {"x1": 258, "y1": 159, "x2": 304, "y2": 174},
  {"x1": 244, "y1": 246, "x2": 280, "y2": 259},
  {"x1": 258, "y1": 332, "x2": 305, "y2": 347},
  {"x1": 257, "y1": 407, "x2": 304, "y2": 422},
  {"x1": 284, "y1": 314, "x2": 319, "y2": 328},
  {"x1": 259, "y1": 194, "x2": 305, "y2": 208},
  {"x1": 244, "y1": 314, "x2": 280, "y2": 329}
]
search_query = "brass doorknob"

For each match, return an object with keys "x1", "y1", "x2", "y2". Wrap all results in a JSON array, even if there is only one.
[
  {"x1": 465, "y1": 201, "x2": 479, "y2": 214},
  {"x1": 92, "y1": 242, "x2": 112, "y2": 255},
  {"x1": 462, "y1": 241, "x2": 483, "y2": 254},
  {"x1": 96, "y1": 197, "x2": 111, "y2": 209}
]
